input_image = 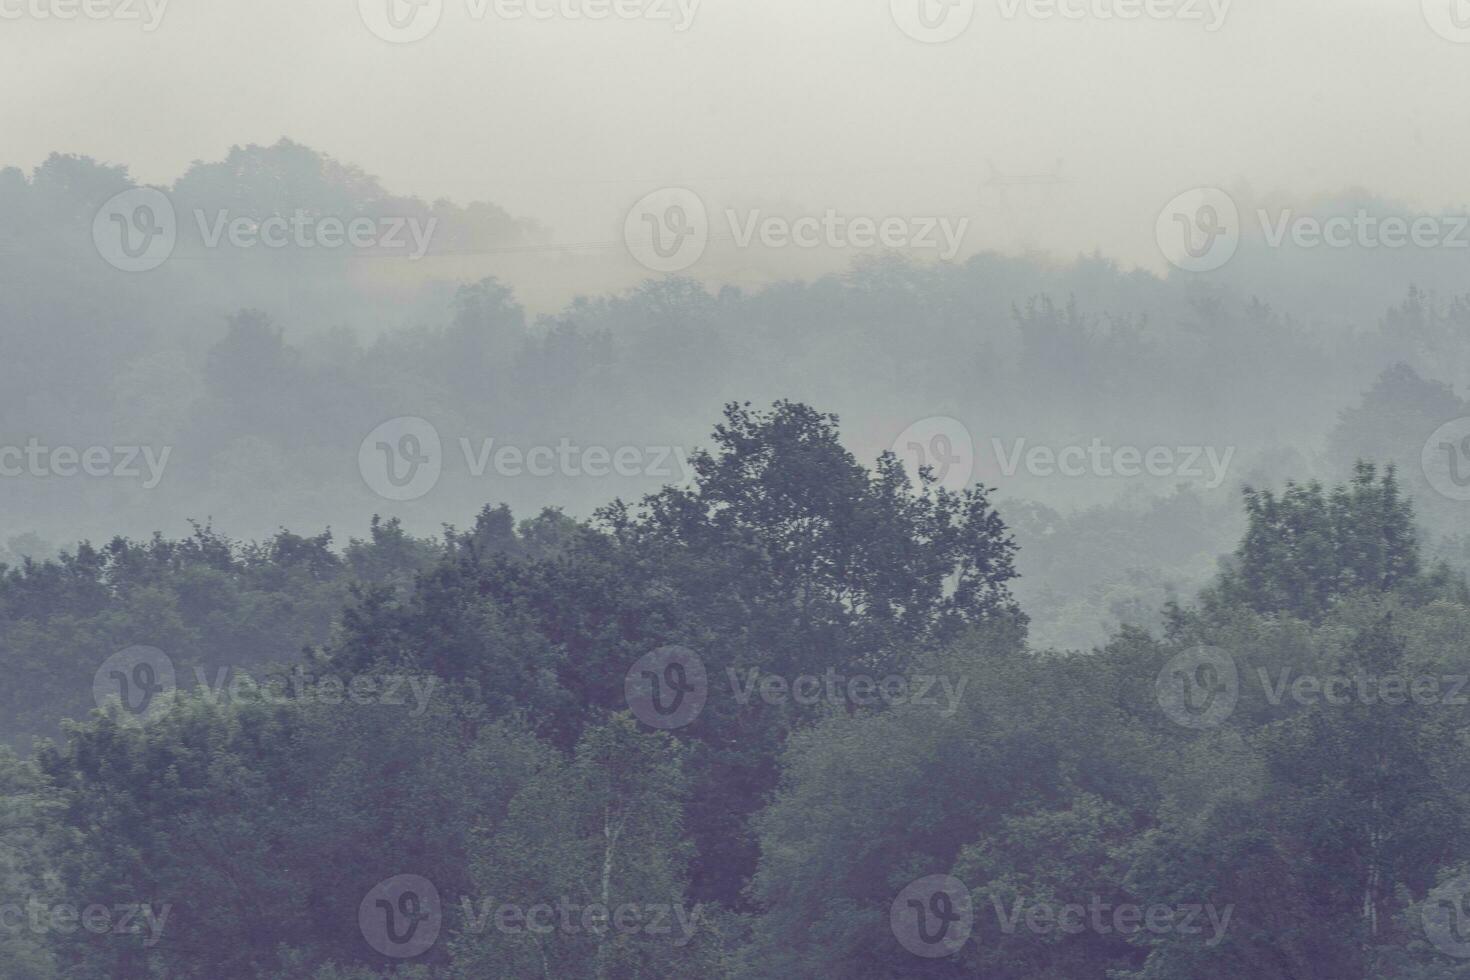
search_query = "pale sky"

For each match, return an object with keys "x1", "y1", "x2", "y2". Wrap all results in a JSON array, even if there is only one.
[{"x1": 3, "y1": 0, "x2": 1467, "y2": 279}]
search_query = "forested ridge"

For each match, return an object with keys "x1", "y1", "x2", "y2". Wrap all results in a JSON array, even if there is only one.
[
  {"x1": 6, "y1": 140, "x2": 1470, "y2": 978},
  {"x1": 2, "y1": 398, "x2": 1470, "y2": 978},
  {"x1": 8, "y1": 142, "x2": 1470, "y2": 653},
  {"x1": 12, "y1": 0, "x2": 1470, "y2": 964}
]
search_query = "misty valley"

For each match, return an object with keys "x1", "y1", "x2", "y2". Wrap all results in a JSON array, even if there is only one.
[{"x1": 6, "y1": 4, "x2": 1470, "y2": 978}]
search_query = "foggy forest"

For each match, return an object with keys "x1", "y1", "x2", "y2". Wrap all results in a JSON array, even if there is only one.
[{"x1": 5, "y1": 1, "x2": 1470, "y2": 977}]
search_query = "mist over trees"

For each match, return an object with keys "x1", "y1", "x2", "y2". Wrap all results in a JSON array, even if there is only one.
[
  {"x1": 6, "y1": 142, "x2": 1470, "y2": 646},
  {"x1": 4, "y1": 136, "x2": 1470, "y2": 979}
]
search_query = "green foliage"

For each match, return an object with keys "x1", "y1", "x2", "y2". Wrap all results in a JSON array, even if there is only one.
[
  {"x1": 1211, "y1": 462, "x2": 1423, "y2": 622},
  {"x1": 0, "y1": 520, "x2": 440, "y2": 751},
  {"x1": 5, "y1": 395, "x2": 1470, "y2": 979}
]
